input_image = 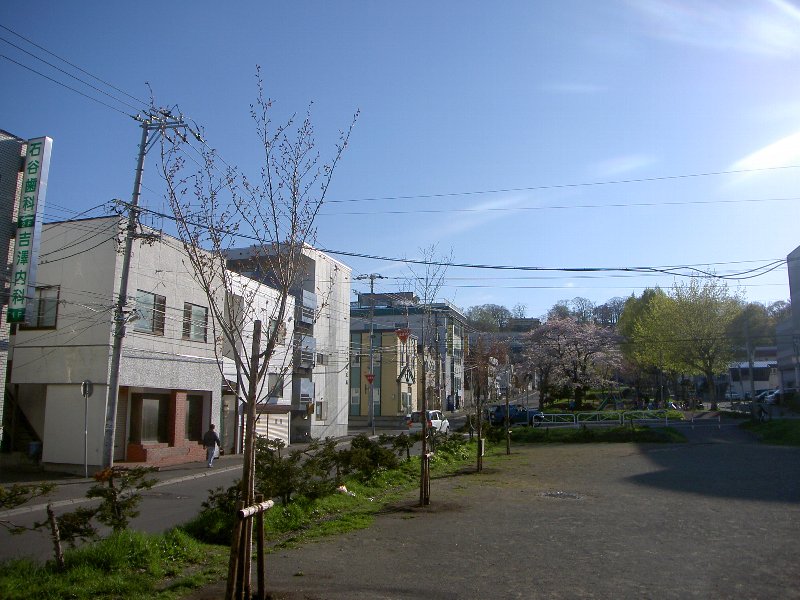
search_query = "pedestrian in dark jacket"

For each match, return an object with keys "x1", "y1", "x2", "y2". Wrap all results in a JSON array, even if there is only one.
[{"x1": 203, "y1": 424, "x2": 221, "y2": 468}]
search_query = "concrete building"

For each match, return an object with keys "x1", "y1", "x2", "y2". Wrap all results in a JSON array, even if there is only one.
[
  {"x1": 8, "y1": 217, "x2": 223, "y2": 470},
  {"x1": 777, "y1": 245, "x2": 800, "y2": 388},
  {"x1": 226, "y1": 245, "x2": 351, "y2": 442},
  {"x1": 351, "y1": 293, "x2": 467, "y2": 413},
  {"x1": 349, "y1": 326, "x2": 418, "y2": 424},
  {"x1": 221, "y1": 272, "x2": 295, "y2": 449}
]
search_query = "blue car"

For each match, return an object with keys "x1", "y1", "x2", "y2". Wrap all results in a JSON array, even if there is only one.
[{"x1": 487, "y1": 404, "x2": 544, "y2": 426}]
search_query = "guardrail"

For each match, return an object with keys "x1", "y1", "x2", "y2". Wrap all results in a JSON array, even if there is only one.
[
  {"x1": 623, "y1": 410, "x2": 670, "y2": 427},
  {"x1": 534, "y1": 410, "x2": 675, "y2": 429},
  {"x1": 539, "y1": 413, "x2": 577, "y2": 427},
  {"x1": 577, "y1": 411, "x2": 623, "y2": 425}
]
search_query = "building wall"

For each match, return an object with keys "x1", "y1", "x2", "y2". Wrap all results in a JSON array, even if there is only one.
[
  {"x1": 779, "y1": 245, "x2": 800, "y2": 387},
  {"x1": 354, "y1": 304, "x2": 466, "y2": 411},
  {"x1": 0, "y1": 132, "x2": 24, "y2": 448},
  {"x1": 11, "y1": 217, "x2": 225, "y2": 467},
  {"x1": 11, "y1": 218, "x2": 118, "y2": 381},
  {"x1": 349, "y1": 329, "x2": 417, "y2": 417},
  {"x1": 307, "y1": 248, "x2": 350, "y2": 439}
]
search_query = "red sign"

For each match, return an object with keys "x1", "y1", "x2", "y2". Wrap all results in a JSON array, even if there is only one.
[{"x1": 365, "y1": 373, "x2": 375, "y2": 384}]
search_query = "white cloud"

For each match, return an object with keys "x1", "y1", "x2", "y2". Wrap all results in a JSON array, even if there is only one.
[
  {"x1": 731, "y1": 129, "x2": 800, "y2": 171},
  {"x1": 432, "y1": 195, "x2": 526, "y2": 239},
  {"x1": 588, "y1": 154, "x2": 657, "y2": 178},
  {"x1": 627, "y1": 0, "x2": 800, "y2": 58}
]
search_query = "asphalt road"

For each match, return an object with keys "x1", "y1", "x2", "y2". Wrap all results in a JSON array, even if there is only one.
[{"x1": 0, "y1": 459, "x2": 243, "y2": 563}]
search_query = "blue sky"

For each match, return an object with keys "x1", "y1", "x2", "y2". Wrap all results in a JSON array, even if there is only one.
[{"x1": 1, "y1": 1, "x2": 798, "y2": 318}]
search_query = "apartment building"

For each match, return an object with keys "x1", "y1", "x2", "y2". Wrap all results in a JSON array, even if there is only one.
[
  {"x1": 351, "y1": 293, "x2": 467, "y2": 412},
  {"x1": 349, "y1": 326, "x2": 418, "y2": 421},
  {"x1": 226, "y1": 245, "x2": 351, "y2": 442}
]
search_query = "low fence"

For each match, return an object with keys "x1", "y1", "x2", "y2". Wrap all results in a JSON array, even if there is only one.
[{"x1": 536, "y1": 410, "x2": 675, "y2": 429}]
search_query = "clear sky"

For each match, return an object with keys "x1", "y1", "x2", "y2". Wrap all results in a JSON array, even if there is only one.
[{"x1": 1, "y1": 1, "x2": 798, "y2": 319}]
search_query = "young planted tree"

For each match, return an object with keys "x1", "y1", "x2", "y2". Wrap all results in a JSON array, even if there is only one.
[
  {"x1": 158, "y1": 70, "x2": 357, "y2": 594},
  {"x1": 406, "y1": 244, "x2": 451, "y2": 505},
  {"x1": 466, "y1": 334, "x2": 507, "y2": 472}
]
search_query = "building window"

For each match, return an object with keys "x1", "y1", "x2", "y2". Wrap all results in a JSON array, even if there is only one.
[
  {"x1": 129, "y1": 393, "x2": 170, "y2": 443},
  {"x1": 267, "y1": 373, "x2": 285, "y2": 401},
  {"x1": 183, "y1": 303, "x2": 208, "y2": 342},
  {"x1": 349, "y1": 386, "x2": 360, "y2": 416},
  {"x1": 316, "y1": 352, "x2": 326, "y2": 365},
  {"x1": 134, "y1": 290, "x2": 166, "y2": 335},
  {"x1": 315, "y1": 400, "x2": 326, "y2": 420},
  {"x1": 185, "y1": 395, "x2": 203, "y2": 441},
  {"x1": 24, "y1": 286, "x2": 59, "y2": 329}
]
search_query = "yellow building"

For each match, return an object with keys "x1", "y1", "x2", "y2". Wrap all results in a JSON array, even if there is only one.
[{"x1": 349, "y1": 327, "x2": 417, "y2": 418}]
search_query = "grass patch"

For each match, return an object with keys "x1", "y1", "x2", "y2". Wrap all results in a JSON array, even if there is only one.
[
  {"x1": 0, "y1": 529, "x2": 210, "y2": 600},
  {"x1": 505, "y1": 425, "x2": 686, "y2": 444},
  {"x1": 742, "y1": 419, "x2": 800, "y2": 446},
  {"x1": 257, "y1": 446, "x2": 471, "y2": 547}
]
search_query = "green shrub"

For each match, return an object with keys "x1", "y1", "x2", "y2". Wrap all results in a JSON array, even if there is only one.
[{"x1": 87, "y1": 466, "x2": 157, "y2": 532}]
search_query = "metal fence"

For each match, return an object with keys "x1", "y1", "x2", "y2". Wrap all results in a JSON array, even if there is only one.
[{"x1": 536, "y1": 410, "x2": 676, "y2": 429}]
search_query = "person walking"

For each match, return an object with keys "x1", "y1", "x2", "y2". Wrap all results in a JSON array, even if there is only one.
[{"x1": 202, "y1": 423, "x2": 221, "y2": 468}]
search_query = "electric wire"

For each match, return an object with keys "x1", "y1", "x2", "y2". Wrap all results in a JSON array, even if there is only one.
[
  {"x1": 0, "y1": 54, "x2": 133, "y2": 118},
  {"x1": 0, "y1": 23, "x2": 150, "y2": 109},
  {"x1": 0, "y1": 34, "x2": 146, "y2": 113}
]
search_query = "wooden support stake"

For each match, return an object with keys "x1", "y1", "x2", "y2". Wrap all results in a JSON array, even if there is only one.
[
  {"x1": 256, "y1": 493, "x2": 266, "y2": 600},
  {"x1": 225, "y1": 501, "x2": 244, "y2": 600}
]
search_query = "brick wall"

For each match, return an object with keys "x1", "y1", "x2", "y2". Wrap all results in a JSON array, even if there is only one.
[{"x1": 126, "y1": 389, "x2": 206, "y2": 466}]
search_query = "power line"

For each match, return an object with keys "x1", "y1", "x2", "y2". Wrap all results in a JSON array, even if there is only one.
[
  {"x1": 324, "y1": 165, "x2": 800, "y2": 205},
  {"x1": 123, "y1": 202, "x2": 790, "y2": 281},
  {"x1": 0, "y1": 23, "x2": 150, "y2": 109},
  {"x1": 320, "y1": 195, "x2": 800, "y2": 216},
  {"x1": 0, "y1": 34, "x2": 146, "y2": 113},
  {"x1": 0, "y1": 53, "x2": 134, "y2": 118}
]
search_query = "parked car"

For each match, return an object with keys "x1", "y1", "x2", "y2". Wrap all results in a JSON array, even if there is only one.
[
  {"x1": 406, "y1": 410, "x2": 450, "y2": 434},
  {"x1": 487, "y1": 404, "x2": 544, "y2": 426},
  {"x1": 487, "y1": 404, "x2": 526, "y2": 426},
  {"x1": 724, "y1": 390, "x2": 742, "y2": 401}
]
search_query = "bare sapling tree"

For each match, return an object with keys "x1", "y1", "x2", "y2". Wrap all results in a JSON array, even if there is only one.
[
  {"x1": 406, "y1": 244, "x2": 451, "y2": 506},
  {"x1": 158, "y1": 69, "x2": 356, "y2": 596}
]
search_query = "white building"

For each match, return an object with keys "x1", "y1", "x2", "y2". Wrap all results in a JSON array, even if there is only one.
[
  {"x1": 226, "y1": 245, "x2": 351, "y2": 441},
  {"x1": 10, "y1": 216, "x2": 223, "y2": 469},
  {"x1": 221, "y1": 272, "x2": 295, "y2": 448}
]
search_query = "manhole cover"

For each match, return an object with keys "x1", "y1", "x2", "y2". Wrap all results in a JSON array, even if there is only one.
[{"x1": 540, "y1": 490, "x2": 581, "y2": 500}]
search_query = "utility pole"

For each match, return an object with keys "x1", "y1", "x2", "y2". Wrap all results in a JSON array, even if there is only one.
[
  {"x1": 505, "y1": 364, "x2": 512, "y2": 456},
  {"x1": 745, "y1": 317, "x2": 757, "y2": 420},
  {"x1": 101, "y1": 112, "x2": 199, "y2": 468},
  {"x1": 434, "y1": 311, "x2": 441, "y2": 410},
  {"x1": 355, "y1": 274, "x2": 384, "y2": 436}
]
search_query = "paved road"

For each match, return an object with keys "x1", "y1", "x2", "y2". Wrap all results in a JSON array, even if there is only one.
[
  {"x1": 0, "y1": 456, "x2": 243, "y2": 563},
  {"x1": 191, "y1": 421, "x2": 800, "y2": 600}
]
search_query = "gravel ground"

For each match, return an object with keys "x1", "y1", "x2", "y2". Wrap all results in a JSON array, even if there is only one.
[{"x1": 190, "y1": 422, "x2": 800, "y2": 599}]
